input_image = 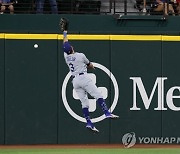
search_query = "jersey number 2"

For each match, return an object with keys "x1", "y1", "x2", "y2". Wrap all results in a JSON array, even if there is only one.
[{"x1": 69, "y1": 63, "x2": 74, "y2": 72}]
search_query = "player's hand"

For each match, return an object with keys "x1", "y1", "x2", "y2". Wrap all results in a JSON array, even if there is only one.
[
  {"x1": 59, "y1": 18, "x2": 69, "y2": 32},
  {"x1": 87, "y1": 63, "x2": 95, "y2": 70}
]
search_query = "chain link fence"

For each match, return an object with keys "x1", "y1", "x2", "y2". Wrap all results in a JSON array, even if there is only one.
[{"x1": 1, "y1": 0, "x2": 178, "y2": 16}]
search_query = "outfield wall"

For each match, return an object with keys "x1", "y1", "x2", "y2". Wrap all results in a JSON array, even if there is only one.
[
  {"x1": 1, "y1": 14, "x2": 180, "y2": 34},
  {"x1": 0, "y1": 14, "x2": 180, "y2": 144}
]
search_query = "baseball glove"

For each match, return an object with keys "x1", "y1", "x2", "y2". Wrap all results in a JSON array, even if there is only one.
[{"x1": 59, "y1": 17, "x2": 69, "y2": 31}]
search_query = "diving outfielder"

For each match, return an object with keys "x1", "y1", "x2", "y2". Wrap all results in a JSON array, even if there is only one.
[{"x1": 60, "y1": 18, "x2": 119, "y2": 133}]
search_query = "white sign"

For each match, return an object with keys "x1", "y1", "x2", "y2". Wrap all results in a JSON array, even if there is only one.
[
  {"x1": 123, "y1": 132, "x2": 180, "y2": 146},
  {"x1": 130, "y1": 77, "x2": 180, "y2": 111},
  {"x1": 61, "y1": 62, "x2": 119, "y2": 123}
]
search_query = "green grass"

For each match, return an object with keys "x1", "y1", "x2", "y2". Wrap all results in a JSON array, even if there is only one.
[{"x1": 0, "y1": 148, "x2": 180, "y2": 154}]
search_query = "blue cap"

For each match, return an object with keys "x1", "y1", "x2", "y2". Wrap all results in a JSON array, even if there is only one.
[{"x1": 63, "y1": 42, "x2": 72, "y2": 54}]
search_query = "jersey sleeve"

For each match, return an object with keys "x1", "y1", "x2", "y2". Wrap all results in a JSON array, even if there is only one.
[{"x1": 82, "y1": 53, "x2": 90, "y2": 65}]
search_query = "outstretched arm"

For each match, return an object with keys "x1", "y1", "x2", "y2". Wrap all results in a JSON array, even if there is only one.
[
  {"x1": 63, "y1": 30, "x2": 68, "y2": 43},
  {"x1": 60, "y1": 18, "x2": 69, "y2": 43}
]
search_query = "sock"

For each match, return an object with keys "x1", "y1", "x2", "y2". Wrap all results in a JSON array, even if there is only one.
[
  {"x1": 97, "y1": 98, "x2": 110, "y2": 115},
  {"x1": 82, "y1": 108, "x2": 91, "y2": 124}
]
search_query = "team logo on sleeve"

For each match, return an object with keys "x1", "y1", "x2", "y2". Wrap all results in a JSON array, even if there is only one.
[{"x1": 61, "y1": 62, "x2": 119, "y2": 123}]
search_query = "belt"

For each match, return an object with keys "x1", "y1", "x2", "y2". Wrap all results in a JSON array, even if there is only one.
[{"x1": 72, "y1": 73, "x2": 84, "y2": 79}]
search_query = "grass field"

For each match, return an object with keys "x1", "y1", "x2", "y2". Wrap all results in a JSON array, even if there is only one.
[{"x1": 0, "y1": 148, "x2": 180, "y2": 154}]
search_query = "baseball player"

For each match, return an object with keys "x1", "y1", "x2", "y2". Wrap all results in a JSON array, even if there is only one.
[{"x1": 60, "y1": 18, "x2": 119, "y2": 133}]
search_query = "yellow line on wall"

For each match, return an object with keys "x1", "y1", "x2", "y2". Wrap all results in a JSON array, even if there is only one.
[
  {"x1": 65, "y1": 35, "x2": 110, "y2": 40},
  {"x1": 110, "y1": 35, "x2": 162, "y2": 41},
  {"x1": 0, "y1": 33, "x2": 5, "y2": 39},
  {"x1": 162, "y1": 36, "x2": 180, "y2": 41},
  {"x1": 1, "y1": 33, "x2": 180, "y2": 41},
  {"x1": 5, "y1": 34, "x2": 58, "y2": 40}
]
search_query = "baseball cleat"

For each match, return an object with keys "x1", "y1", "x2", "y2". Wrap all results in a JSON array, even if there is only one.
[
  {"x1": 86, "y1": 123, "x2": 99, "y2": 133},
  {"x1": 105, "y1": 112, "x2": 119, "y2": 119}
]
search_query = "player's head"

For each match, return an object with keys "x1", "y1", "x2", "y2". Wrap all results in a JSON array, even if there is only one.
[{"x1": 63, "y1": 41, "x2": 73, "y2": 54}]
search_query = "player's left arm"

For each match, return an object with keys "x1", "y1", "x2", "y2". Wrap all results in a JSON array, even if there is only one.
[
  {"x1": 59, "y1": 18, "x2": 69, "y2": 43},
  {"x1": 63, "y1": 30, "x2": 68, "y2": 43},
  {"x1": 87, "y1": 62, "x2": 95, "y2": 69},
  {"x1": 82, "y1": 54, "x2": 95, "y2": 69}
]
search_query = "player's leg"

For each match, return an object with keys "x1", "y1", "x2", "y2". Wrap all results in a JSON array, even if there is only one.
[
  {"x1": 1, "y1": 5, "x2": 6, "y2": 14},
  {"x1": 36, "y1": 0, "x2": 45, "y2": 14},
  {"x1": 83, "y1": 78, "x2": 119, "y2": 119},
  {"x1": 8, "y1": 5, "x2": 14, "y2": 14},
  {"x1": 74, "y1": 87, "x2": 99, "y2": 133},
  {"x1": 49, "y1": 0, "x2": 58, "y2": 14}
]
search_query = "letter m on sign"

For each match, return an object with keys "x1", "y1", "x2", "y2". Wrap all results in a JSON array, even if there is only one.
[{"x1": 130, "y1": 77, "x2": 167, "y2": 110}]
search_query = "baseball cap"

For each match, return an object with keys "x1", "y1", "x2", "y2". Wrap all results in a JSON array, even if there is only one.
[{"x1": 63, "y1": 42, "x2": 72, "y2": 54}]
